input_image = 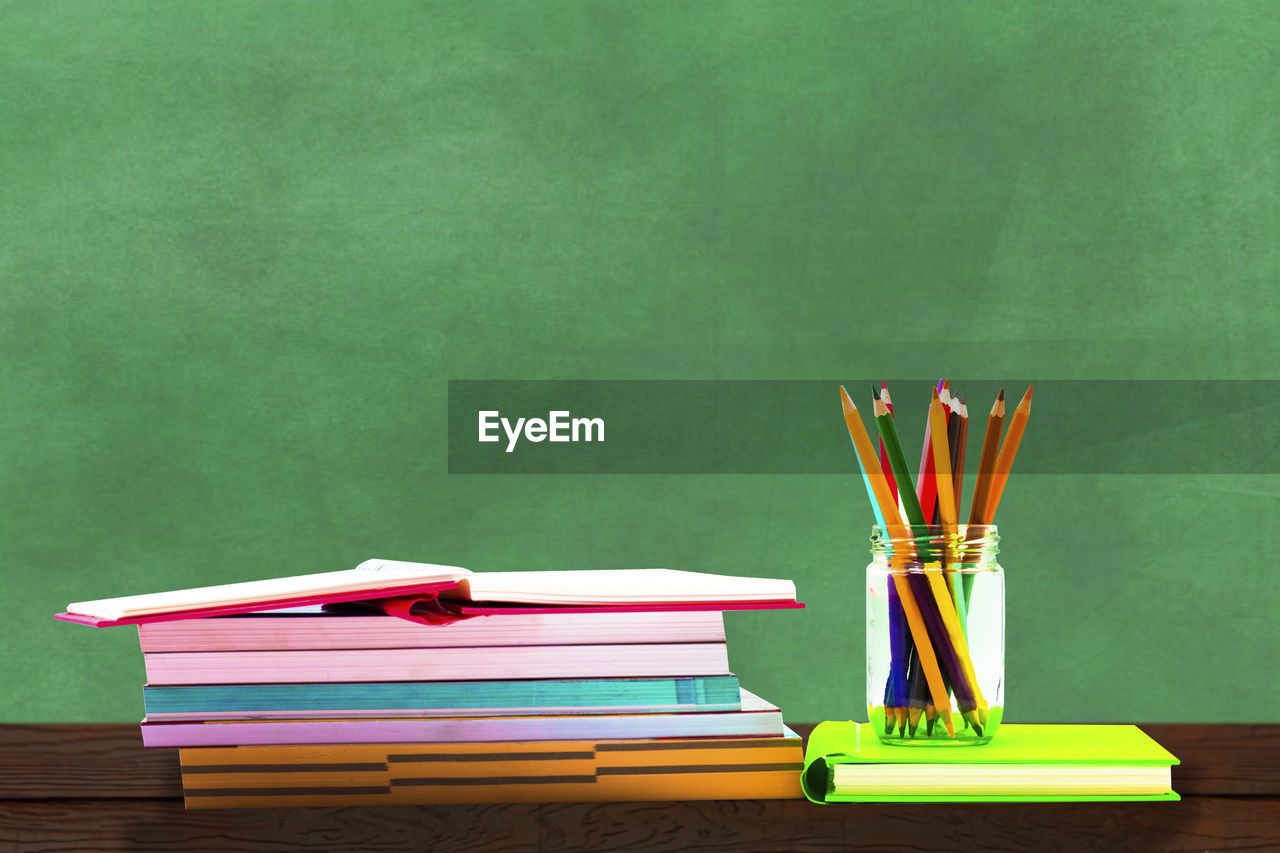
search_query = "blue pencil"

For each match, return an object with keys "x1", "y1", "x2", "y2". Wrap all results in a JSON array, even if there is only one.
[{"x1": 874, "y1": 386, "x2": 910, "y2": 734}]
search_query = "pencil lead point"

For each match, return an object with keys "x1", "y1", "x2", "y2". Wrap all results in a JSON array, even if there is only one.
[
  {"x1": 881, "y1": 380, "x2": 888, "y2": 390},
  {"x1": 873, "y1": 384, "x2": 880, "y2": 402},
  {"x1": 997, "y1": 388, "x2": 1005, "y2": 401}
]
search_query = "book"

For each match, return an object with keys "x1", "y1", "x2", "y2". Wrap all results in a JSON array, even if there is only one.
[
  {"x1": 141, "y1": 688, "x2": 783, "y2": 747},
  {"x1": 144, "y1": 675, "x2": 743, "y2": 720},
  {"x1": 179, "y1": 729, "x2": 805, "y2": 808},
  {"x1": 61, "y1": 563, "x2": 470, "y2": 624},
  {"x1": 136, "y1": 609, "x2": 727, "y2": 652},
  {"x1": 142, "y1": 641, "x2": 731, "y2": 684},
  {"x1": 801, "y1": 721, "x2": 1179, "y2": 803},
  {"x1": 58, "y1": 562, "x2": 801, "y2": 627}
]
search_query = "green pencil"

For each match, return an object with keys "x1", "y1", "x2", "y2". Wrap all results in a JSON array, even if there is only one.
[{"x1": 872, "y1": 397, "x2": 933, "y2": 561}]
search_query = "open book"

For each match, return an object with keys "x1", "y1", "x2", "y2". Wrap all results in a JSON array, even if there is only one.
[{"x1": 56, "y1": 559, "x2": 802, "y2": 627}]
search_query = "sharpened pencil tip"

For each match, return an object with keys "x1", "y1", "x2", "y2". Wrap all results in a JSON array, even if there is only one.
[
  {"x1": 881, "y1": 380, "x2": 888, "y2": 390},
  {"x1": 839, "y1": 385, "x2": 855, "y2": 413},
  {"x1": 997, "y1": 389, "x2": 1005, "y2": 401},
  {"x1": 872, "y1": 384, "x2": 880, "y2": 402}
]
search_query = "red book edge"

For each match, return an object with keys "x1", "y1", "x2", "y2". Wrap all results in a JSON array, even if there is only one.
[
  {"x1": 52, "y1": 580, "x2": 463, "y2": 627},
  {"x1": 407, "y1": 598, "x2": 805, "y2": 624},
  {"x1": 56, "y1": 587, "x2": 805, "y2": 627}
]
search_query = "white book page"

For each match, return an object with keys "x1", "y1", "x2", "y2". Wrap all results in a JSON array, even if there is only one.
[
  {"x1": 458, "y1": 568, "x2": 796, "y2": 604},
  {"x1": 832, "y1": 764, "x2": 1171, "y2": 796},
  {"x1": 66, "y1": 561, "x2": 471, "y2": 620}
]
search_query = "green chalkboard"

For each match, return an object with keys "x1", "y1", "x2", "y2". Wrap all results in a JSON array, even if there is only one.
[{"x1": 2, "y1": 1, "x2": 1277, "y2": 724}]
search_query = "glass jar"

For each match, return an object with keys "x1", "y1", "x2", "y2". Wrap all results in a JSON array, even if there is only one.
[{"x1": 866, "y1": 524, "x2": 1004, "y2": 745}]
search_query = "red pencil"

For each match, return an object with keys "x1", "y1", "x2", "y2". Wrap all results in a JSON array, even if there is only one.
[
  {"x1": 916, "y1": 380, "x2": 946, "y2": 524},
  {"x1": 877, "y1": 382, "x2": 899, "y2": 502}
]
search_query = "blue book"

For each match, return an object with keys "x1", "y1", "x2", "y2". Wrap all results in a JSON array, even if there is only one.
[{"x1": 144, "y1": 675, "x2": 742, "y2": 720}]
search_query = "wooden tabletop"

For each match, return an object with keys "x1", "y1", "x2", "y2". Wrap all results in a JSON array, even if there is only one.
[{"x1": 0, "y1": 723, "x2": 1275, "y2": 851}]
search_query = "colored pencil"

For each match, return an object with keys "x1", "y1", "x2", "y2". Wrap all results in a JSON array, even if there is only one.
[
  {"x1": 948, "y1": 394, "x2": 971, "y2": 641},
  {"x1": 967, "y1": 390, "x2": 1005, "y2": 527},
  {"x1": 878, "y1": 388, "x2": 944, "y2": 732},
  {"x1": 933, "y1": 383, "x2": 956, "y2": 524},
  {"x1": 877, "y1": 384, "x2": 909, "y2": 735},
  {"x1": 843, "y1": 389, "x2": 954, "y2": 737},
  {"x1": 951, "y1": 395, "x2": 967, "y2": 514},
  {"x1": 962, "y1": 390, "x2": 1004, "y2": 606},
  {"x1": 846, "y1": 387, "x2": 943, "y2": 731},
  {"x1": 852, "y1": 387, "x2": 901, "y2": 734},
  {"x1": 909, "y1": 568, "x2": 977, "y2": 719},
  {"x1": 929, "y1": 390, "x2": 958, "y2": 540},
  {"x1": 875, "y1": 396, "x2": 933, "y2": 546},
  {"x1": 915, "y1": 380, "x2": 944, "y2": 526},
  {"x1": 985, "y1": 385, "x2": 1033, "y2": 522},
  {"x1": 927, "y1": 390, "x2": 987, "y2": 732},
  {"x1": 878, "y1": 382, "x2": 899, "y2": 503}
]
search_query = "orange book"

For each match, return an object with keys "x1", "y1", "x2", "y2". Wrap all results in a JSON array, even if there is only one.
[{"x1": 180, "y1": 732, "x2": 804, "y2": 808}]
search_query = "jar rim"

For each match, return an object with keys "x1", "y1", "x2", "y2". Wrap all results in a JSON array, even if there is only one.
[
  {"x1": 869, "y1": 523, "x2": 998, "y2": 541},
  {"x1": 868, "y1": 524, "x2": 999, "y2": 563}
]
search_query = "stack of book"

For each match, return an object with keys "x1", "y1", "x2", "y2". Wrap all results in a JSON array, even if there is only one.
[{"x1": 58, "y1": 560, "x2": 806, "y2": 808}]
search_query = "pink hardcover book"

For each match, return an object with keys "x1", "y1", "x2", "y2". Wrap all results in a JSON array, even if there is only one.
[
  {"x1": 58, "y1": 561, "x2": 802, "y2": 627},
  {"x1": 143, "y1": 642, "x2": 732, "y2": 684},
  {"x1": 137, "y1": 609, "x2": 728, "y2": 652}
]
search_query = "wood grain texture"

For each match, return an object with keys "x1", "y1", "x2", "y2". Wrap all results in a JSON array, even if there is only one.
[
  {"x1": 1139, "y1": 724, "x2": 1280, "y2": 796},
  {"x1": 0, "y1": 797, "x2": 1276, "y2": 853},
  {"x1": 1, "y1": 724, "x2": 1278, "y2": 852},
  {"x1": 11, "y1": 723, "x2": 1273, "y2": 800},
  {"x1": 0, "y1": 724, "x2": 179, "y2": 799}
]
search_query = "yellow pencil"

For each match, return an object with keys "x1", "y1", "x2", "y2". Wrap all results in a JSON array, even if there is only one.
[
  {"x1": 928, "y1": 390, "x2": 957, "y2": 539},
  {"x1": 840, "y1": 387, "x2": 955, "y2": 737},
  {"x1": 927, "y1": 390, "x2": 988, "y2": 729}
]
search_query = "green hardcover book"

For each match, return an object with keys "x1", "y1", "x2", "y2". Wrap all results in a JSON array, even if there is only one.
[{"x1": 802, "y1": 722, "x2": 1179, "y2": 803}]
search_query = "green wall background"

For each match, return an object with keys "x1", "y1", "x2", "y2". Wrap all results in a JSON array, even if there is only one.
[{"x1": 3, "y1": 1, "x2": 1277, "y2": 723}]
